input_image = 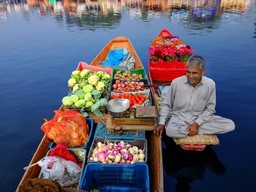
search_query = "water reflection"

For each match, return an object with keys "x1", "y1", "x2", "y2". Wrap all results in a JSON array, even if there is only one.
[
  {"x1": 163, "y1": 138, "x2": 225, "y2": 192},
  {"x1": 1, "y1": 0, "x2": 252, "y2": 28}
]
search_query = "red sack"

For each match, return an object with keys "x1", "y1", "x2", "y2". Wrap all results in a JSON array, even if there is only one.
[
  {"x1": 49, "y1": 143, "x2": 82, "y2": 167},
  {"x1": 41, "y1": 110, "x2": 89, "y2": 148}
]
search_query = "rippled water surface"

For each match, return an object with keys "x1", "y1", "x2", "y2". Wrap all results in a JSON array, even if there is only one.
[{"x1": 0, "y1": 0, "x2": 256, "y2": 191}]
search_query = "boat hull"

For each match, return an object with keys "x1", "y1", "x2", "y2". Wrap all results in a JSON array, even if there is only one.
[{"x1": 16, "y1": 36, "x2": 164, "y2": 192}]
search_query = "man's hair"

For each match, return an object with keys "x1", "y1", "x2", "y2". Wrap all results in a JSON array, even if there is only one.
[{"x1": 187, "y1": 55, "x2": 205, "y2": 69}]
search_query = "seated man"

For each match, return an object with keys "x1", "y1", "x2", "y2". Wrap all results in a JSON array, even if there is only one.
[{"x1": 154, "y1": 55, "x2": 235, "y2": 138}]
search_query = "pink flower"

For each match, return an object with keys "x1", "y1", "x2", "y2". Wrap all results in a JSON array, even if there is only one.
[{"x1": 149, "y1": 36, "x2": 194, "y2": 62}]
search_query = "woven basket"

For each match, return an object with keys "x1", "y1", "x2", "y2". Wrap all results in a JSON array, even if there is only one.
[{"x1": 174, "y1": 134, "x2": 219, "y2": 145}]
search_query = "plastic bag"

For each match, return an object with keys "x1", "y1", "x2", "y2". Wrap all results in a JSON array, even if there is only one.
[
  {"x1": 41, "y1": 110, "x2": 89, "y2": 147},
  {"x1": 38, "y1": 156, "x2": 81, "y2": 187},
  {"x1": 49, "y1": 143, "x2": 82, "y2": 167}
]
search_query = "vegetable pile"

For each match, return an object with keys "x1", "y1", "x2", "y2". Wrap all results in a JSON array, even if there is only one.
[
  {"x1": 89, "y1": 140, "x2": 146, "y2": 164},
  {"x1": 112, "y1": 80, "x2": 146, "y2": 92},
  {"x1": 62, "y1": 69, "x2": 112, "y2": 117},
  {"x1": 110, "y1": 93, "x2": 149, "y2": 108},
  {"x1": 68, "y1": 69, "x2": 111, "y2": 93},
  {"x1": 114, "y1": 70, "x2": 143, "y2": 81}
]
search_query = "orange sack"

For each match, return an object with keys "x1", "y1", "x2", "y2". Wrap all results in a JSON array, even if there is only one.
[{"x1": 41, "y1": 110, "x2": 89, "y2": 148}]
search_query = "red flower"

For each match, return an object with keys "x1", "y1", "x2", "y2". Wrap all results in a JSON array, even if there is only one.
[{"x1": 149, "y1": 36, "x2": 194, "y2": 62}]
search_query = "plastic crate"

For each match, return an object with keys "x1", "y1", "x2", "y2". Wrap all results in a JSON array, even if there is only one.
[
  {"x1": 112, "y1": 68, "x2": 147, "y2": 80},
  {"x1": 76, "y1": 62, "x2": 113, "y2": 75},
  {"x1": 87, "y1": 138, "x2": 148, "y2": 164},
  {"x1": 39, "y1": 148, "x2": 86, "y2": 189},
  {"x1": 108, "y1": 89, "x2": 152, "y2": 109},
  {"x1": 50, "y1": 118, "x2": 95, "y2": 150},
  {"x1": 110, "y1": 78, "x2": 149, "y2": 92},
  {"x1": 79, "y1": 163, "x2": 150, "y2": 192},
  {"x1": 149, "y1": 60, "x2": 186, "y2": 81},
  {"x1": 94, "y1": 121, "x2": 145, "y2": 140}
]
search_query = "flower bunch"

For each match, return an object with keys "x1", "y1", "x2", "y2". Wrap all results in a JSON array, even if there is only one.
[{"x1": 149, "y1": 36, "x2": 194, "y2": 62}]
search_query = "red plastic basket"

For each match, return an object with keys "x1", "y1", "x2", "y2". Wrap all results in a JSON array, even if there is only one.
[
  {"x1": 76, "y1": 62, "x2": 113, "y2": 75},
  {"x1": 180, "y1": 144, "x2": 207, "y2": 151},
  {"x1": 148, "y1": 60, "x2": 186, "y2": 81}
]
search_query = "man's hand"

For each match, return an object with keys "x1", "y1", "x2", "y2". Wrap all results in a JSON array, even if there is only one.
[
  {"x1": 154, "y1": 124, "x2": 165, "y2": 137},
  {"x1": 186, "y1": 122, "x2": 199, "y2": 136}
]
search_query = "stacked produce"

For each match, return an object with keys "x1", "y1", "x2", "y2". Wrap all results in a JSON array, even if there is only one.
[
  {"x1": 110, "y1": 93, "x2": 149, "y2": 108},
  {"x1": 108, "y1": 68, "x2": 150, "y2": 111},
  {"x1": 88, "y1": 140, "x2": 146, "y2": 164},
  {"x1": 111, "y1": 79, "x2": 146, "y2": 92},
  {"x1": 61, "y1": 69, "x2": 112, "y2": 116},
  {"x1": 113, "y1": 70, "x2": 143, "y2": 81}
]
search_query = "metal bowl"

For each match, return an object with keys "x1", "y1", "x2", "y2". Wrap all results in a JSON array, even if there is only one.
[{"x1": 106, "y1": 99, "x2": 130, "y2": 117}]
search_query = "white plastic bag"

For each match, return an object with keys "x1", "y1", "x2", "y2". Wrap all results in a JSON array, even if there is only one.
[{"x1": 38, "y1": 156, "x2": 81, "y2": 187}]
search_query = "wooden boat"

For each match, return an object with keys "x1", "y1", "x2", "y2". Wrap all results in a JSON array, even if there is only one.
[
  {"x1": 16, "y1": 36, "x2": 164, "y2": 192},
  {"x1": 148, "y1": 29, "x2": 219, "y2": 151},
  {"x1": 90, "y1": 36, "x2": 144, "y2": 69}
]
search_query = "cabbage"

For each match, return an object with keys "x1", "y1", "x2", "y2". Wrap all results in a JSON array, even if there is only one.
[
  {"x1": 99, "y1": 98, "x2": 107, "y2": 106},
  {"x1": 91, "y1": 101, "x2": 102, "y2": 117},
  {"x1": 84, "y1": 92, "x2": 92, "y2": 101},
  {"x1": 92, "y1": 90, "x2": 101, "y2": 101},
  {"x1": 85, "y1": 100, "x2": 94, "y2": 108},
  {"x1": 75, "y1": 89, "x2": 85, "y2": 99},
  {"x1": 74, "y1": 99, "x2": 85, "y2": 108},
  {"x1": 83, "y1": 84, "x2": 94, "y2": 94},
  {"x1": 70, "y1": 95, "x2": 79, "y2": 103},
  {"x1": 62, "y1": 96, "x2": 73, "y2": 106}
]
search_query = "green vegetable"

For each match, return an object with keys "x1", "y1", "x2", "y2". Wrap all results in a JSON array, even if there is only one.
[
  {"x1": 102, "y1": 73, "x2": 111, "y2": 81},
  {"x1": 96, "y1": 81, "x2": 105, "y2": 91},
  {"x1": 74, "y1": 99, "x2": 85, "y2": 108},
  {"x1": 83, "y1": 84, "x2": 94, "y2": 94},
  {"x1": 92, "y1": 90, "x2": 101, "y2": 101},
  {"x1": 62, "y1": 96, "x2": 73, "y2": 106},
  {"x1": 78, "y1": 79, "x2": 87, "y2": 88},
  {"x1": 85, "y1": 100, "x2": 94, "y2": 108},
  {"x1": 88, "y1": 74, "x2": 99, "y2": 85},
  {"x1": 84, "y1": 92, "x2": 93, "y2": 101},
  {"x1": 70, "y1": 95, "x2": 79, "y2": 103},
  {"x1": 71, "y1": 70, "x2": 81, "y2": 81},
  {"x1": 63, "y1": 70, "x2": 112, "y2": 116},
  {"x1": 72, "y1": 84, "x2": 79, "y2": 92},
  {"x1": 95, "y1": 71, "x2": 104, "y2": 78},
  {"x1": 80, "y1": 69, "x2": 90, "y2": 78},
  {"x1": 68, "y1": 78, "x2": 76, "y2": 87},
  {"x1": 80, "y1": 108, "x2": 89, "y2": 117},
  {"x1": 91, "y1": 101, "x2": 100, "y2": 112},
  {"x1": 75, "y1": 89, "x2": 85, "y2": 99},
  {"x1": 99, "y1": 98, "x2": 107, "y2": 106}
]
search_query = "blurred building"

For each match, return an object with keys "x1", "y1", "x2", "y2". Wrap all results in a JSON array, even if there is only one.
[{"x1": 220, "y1": 0, "x2": 246, "y2": 13}]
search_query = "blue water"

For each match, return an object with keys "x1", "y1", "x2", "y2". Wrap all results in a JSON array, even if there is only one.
[{"x1": 0, "y1": 1, "x2": 256, "y2": 191}]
